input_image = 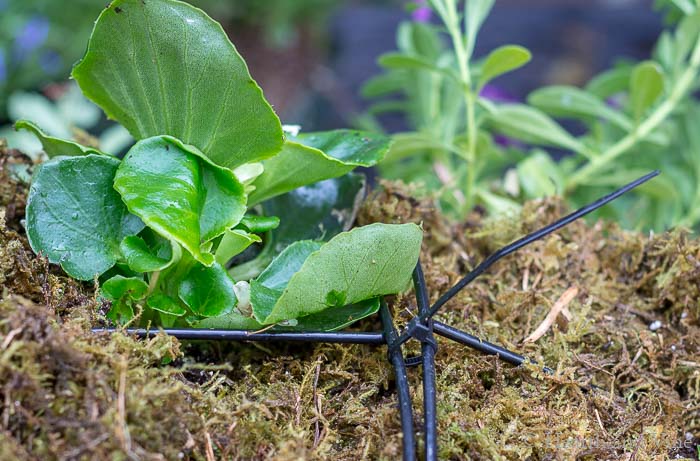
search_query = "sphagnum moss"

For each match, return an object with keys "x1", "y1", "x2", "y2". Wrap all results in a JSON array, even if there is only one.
[{"x1": 1, "y1": 147, "x2": 699, "y2": 459}]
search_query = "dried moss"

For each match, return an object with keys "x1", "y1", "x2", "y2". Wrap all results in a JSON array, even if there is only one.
[{"x1": 1, "y1": 152, "x2": 699, "y2": 459}]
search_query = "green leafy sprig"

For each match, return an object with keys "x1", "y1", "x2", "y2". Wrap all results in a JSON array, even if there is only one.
[{"x1": 363, "y1": 0, "x2": 700, "y2": 230}]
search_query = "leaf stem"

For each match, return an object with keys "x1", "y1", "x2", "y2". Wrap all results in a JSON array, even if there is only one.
[
  {"x1": 566, "y1": 32, "x2": 700, "y2": 191},
  {"x1": 438, "y1": 0, "x2": 478, "y2": 212},
  {"x1": 147, "y1": 270, "x2": 161, "y2": 296}
]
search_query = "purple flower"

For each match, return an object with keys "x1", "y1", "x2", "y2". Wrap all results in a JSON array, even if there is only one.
[
  {"x1": 411, "y1": 0, "x2": 432, "y2": 23},
  {"x1": 0, "y1": 49, "x2": 5, "y2": 83},
  {"x1": 40, "y1": 50, "x2": 62, "y2": 74},
  {"x1": 479, "y1": 85, "x2": 523, "y2": 148},
  {"x1": 13, "y1": 16, "x2": 50, "y2": 61},
  {"x1": 479, "y1": 84, "x2": 517, "y2": 103}
]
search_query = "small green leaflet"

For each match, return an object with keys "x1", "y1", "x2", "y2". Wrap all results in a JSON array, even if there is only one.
[
  {"x1": 101, "y1": 275, "x2": 148, "y2": 323},
  {"x1": 478, "y1": 45, "x2": 531, "y2": 89},
  {"x1": 629, "y1": 61, "x2": 664, "y2": 122},
  {"x1": 215, "y1": 229, "x2": 262, "y2": 266}
]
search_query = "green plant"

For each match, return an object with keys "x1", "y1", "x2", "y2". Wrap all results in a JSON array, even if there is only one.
[
  {"x1": 363, "y1": 0, "x2": 700, "y2": 230},
  {"x1": 362, "y1": 0, "x2": 531, "y2": 216},
  {"x1": 20, "y1": 0, "x2": 422, "y2": 331}
]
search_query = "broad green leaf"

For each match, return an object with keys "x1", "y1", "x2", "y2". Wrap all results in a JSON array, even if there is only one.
[
  {"x1": 26, "y1": 155, "x2": 144, "y2": 280},
  {"x1": 486, "y1": 104, "x2": 583, "y2": 152},
  {"x1": 478, "y1": 45, "x2": 531, "y2": 89},
  {"x1": 230, "y1": 174, "x2": 366, "y2": 282},
  {"x1": 178, "y1": 262, "x2": 237, "y2": 317},
  {"x1": 101, "y1": 275, "x2": 148, "y2": 323},
  {"x1": 120, "y1": 233, "x2": 180, "y2": 273},
  {"x1": 527, "y1": 86, "x2": 630, "y2": 130},
  {"x1": 516, "y1": 151, "x2": 564, "y2": 198},
  {"x1": 249, "y1": 130, "x2": 389, "y2": 204},
  {"x1": 15, "y1": 120, "x2": 106, "y2": 158},
  {"x1": 72, "y1": 0, "x2": 283, "y2": 168},
  {"x1": 250, "y1": 240, "x2": 323, "y2": 323},
  {"x1": 114, "y1": 136, "x2": 246, "y2": 266},
  {"x1": 259, "y1": 223, "x2": 422, "y2": 325},
  {"x1": 215, "y1": 229, "x2": 262, "y2": 266},
  {"x1": 147, "y1": 293, "x2": 186, "y2": 316},
  {"x1": 629, "y1": 61, "x2": 664, "y2": 121},
  {"x1": 196, "y1": 298, "x2": 380, "y2": 332}
]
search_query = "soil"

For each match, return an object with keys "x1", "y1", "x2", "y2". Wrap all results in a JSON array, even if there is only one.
[{"x1": 0, "y1": 144, "x2": 698, "y2": 460}]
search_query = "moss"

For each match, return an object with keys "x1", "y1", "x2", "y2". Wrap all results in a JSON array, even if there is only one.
[{"x1": 0, "y1": 147, "x2": 699, "y2": 459}]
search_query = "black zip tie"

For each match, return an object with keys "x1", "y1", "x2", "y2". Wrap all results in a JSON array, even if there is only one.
[
  {"x1": 92, "y1": 328, "x2": 386, "y2": 344},
  {"x1": 380, "y1": 298, "x2": 417, "y2": 461},
  {"x1": 414, "y1": 262, "x2": 438, "y2": 461},
  {"x1": 432, "y1": 321, "x2": 553, "y2": 374},
  {"x1": 392, "y1": 170, "x2": 660, "y2": 350}
]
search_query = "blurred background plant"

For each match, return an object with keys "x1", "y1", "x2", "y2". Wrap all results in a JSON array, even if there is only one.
[
  {"x1": 361, "y1": 0, "x2": 700, "y2": 231},
  {"x1": 0, "y1": 0, "x2": 104, "y2": 117},
  {"x1": 2, "y1": 0, "x2": 687, "y2": 231},
  {"x1": 0, "y1": 0, "x2": 343, "y2": 155}
]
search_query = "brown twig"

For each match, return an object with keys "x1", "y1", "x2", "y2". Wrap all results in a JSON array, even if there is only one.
[{"x1": 523, "y1": 287, "x2": 579, "y2": 343}]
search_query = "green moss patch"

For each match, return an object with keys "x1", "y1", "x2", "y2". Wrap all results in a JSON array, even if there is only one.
[{"x1": 1, "y1": 148, "x2": 698, "y2": 459}]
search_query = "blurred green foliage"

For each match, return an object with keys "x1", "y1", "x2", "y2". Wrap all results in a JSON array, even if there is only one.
[
  {"x1": 0, "y1": 0, "x2": 338, "y2": 118},
  {"x1": 196, "y1": 0, "x2": 336, "y2": 46},
  {"x1": 0, "y1": 0, "x2": 105, "y2": 115},
  {"x1": 362, "y1": 0, "x2": 700, "y2": 231},
  {"x1": 0, "y1": 82, "x2": 133, "y2": 160}
]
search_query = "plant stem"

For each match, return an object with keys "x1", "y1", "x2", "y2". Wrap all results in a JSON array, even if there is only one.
[
  {"x1": 439, "y1": 0, "x2": 478, "y2": 212},
  {"x1": 147, "y1": 270, "x2": 160, "y2": 296},
  {"x1": 566, "y1": 33, "x2": 700, "y2": 191}
]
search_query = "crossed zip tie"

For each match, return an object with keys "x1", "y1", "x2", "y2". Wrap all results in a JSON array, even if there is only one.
[{"x1": 95, "y1": 170, "x2": 659, "y2": 461}]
